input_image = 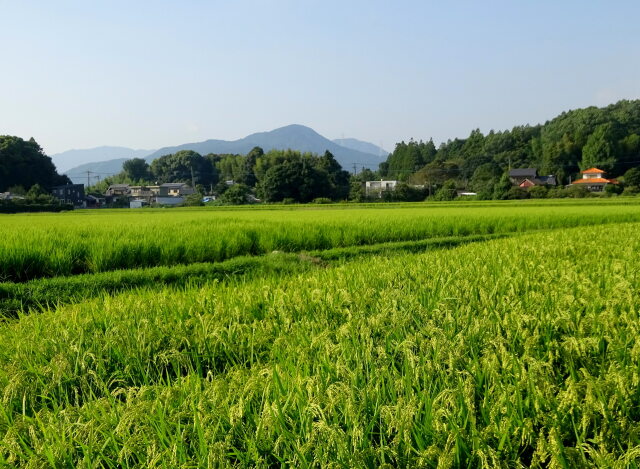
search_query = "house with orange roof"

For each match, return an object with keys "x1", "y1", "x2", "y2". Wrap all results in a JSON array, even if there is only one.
[{"x1": 571, "y1": 168, "x2": 618, "y2": 192}]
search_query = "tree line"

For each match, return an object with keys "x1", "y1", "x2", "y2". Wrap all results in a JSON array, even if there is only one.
[
  {"x1": 94, "y1": 147, "x2": 352, "y2": 204},
  {"x1": 380, "y1": 99, "x2": 640, "y2": 198}
]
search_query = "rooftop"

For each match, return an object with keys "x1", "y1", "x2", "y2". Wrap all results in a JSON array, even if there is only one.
[
  {"x1": 572, "y1": 178, "x2": 618, "y2": 184},
  {"x1": 509, "y1": 168, "x2": 537, "y2": 177},
  {"x1": 581, "y1": 167, "x2": 605, "y2": 174}
]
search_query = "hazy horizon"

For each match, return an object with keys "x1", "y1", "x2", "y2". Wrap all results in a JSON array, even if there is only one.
[{"x1": 2, "y1": 0, "x2": 639, "y2": 155}]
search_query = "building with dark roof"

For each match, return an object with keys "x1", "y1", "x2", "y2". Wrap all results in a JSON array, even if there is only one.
[
  {"x1": 509, "y1": 168, "x2": 557, "y2": 187},
  {"x1": 52, "y1": 184, "x2": 85, "y2": 207},
  {"x1": 159, "y1": 183, "x2": 195, "y2": 197}
]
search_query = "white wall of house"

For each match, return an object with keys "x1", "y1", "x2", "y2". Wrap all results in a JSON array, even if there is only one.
[{"x1": 365, "y1": 180, "x2": 398, "y2": 196}]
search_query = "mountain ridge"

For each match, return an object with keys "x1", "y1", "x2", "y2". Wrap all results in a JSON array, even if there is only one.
[
  {"x1": 52, "y1": 146, "x2": 155, "y2": 173},
  {"x1": 63, "y1": 125, "x2": 384, "y2": 184}
]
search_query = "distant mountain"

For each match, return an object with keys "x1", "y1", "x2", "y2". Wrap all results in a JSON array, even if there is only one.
[
  {"x1": 63, "y1": 125, "x2": 384, "y2": 184},
  {"x1": 332, "y1": 138, "x2": 389, "y2": 158},
  {"x1": 144, "y1": 125, "x2": 383, "y2": 170},
  {"x1": 52, "y1": 146, "x2": 155, "y2": 173},
  {"x1": 65, "y1": 158, "x2": 130, "y2": 185}
]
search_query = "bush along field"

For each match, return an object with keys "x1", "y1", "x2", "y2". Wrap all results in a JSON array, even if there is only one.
[{"x1": 0, "y1": 201, "x2": 640, "y2": 467}]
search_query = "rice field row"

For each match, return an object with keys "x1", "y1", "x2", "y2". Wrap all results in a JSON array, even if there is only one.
[
  {"x1": 2, "y1": 200, "x2": 640, "y2": 282},
  {"x1": 1, "y1": 220, "x2": 639, "y2": 467}
]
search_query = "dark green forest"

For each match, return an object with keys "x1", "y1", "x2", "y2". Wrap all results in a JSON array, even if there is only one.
[
  {"x1": 0, "y1": 136, "x2": 70, "y2": 192},
  {"x1": 381, "y1": 99, "x2": 640, "y2": 196}
]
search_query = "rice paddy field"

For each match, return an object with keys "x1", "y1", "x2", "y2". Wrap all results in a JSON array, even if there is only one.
[{"x1": 1, "y1": 199, "x2": 640, "y2": 467}]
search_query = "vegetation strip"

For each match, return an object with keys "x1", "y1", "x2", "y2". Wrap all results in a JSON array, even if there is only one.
[
  {"x1": 3, "y1": 200, "x2": 640, "y2": 282},
  {"x1": 0, "y1": 234, "x2": 501, "y2": 318}
]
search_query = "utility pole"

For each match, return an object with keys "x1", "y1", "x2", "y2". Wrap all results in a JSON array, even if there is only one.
[
  {"x1": 85, "y1": 170, "x2": 94, "y2": 189},
  {"x1": 352, "y1": 163, "x2": 357, "y2": 175},
  {"x1": 190, "y1": 164, "x2": 196, "y2": 189}
]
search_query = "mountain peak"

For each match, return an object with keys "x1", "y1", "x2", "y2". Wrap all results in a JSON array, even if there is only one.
[{"x1": 63, "y1": 125, "x2": 384, "y2": 184}]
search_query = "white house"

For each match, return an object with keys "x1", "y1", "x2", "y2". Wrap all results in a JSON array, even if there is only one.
[{"x1": 365, "y1": 180, "x2": 398, "y2": 197}]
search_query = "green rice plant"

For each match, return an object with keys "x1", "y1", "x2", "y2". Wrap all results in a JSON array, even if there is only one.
[
  {"x1": 2, "y1": 199, "x2": 640, "y2": 282},
  {"x1": 0, "y1": 222, "x2": 639, "y2": 466},
  {"x1": 0, "y1": 234, "x2": 502, "y2": 318}
]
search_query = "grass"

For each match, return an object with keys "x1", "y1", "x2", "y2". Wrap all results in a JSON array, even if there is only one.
[{"x1": 0, "y1": 213, "x2": 639, "y2": 466}]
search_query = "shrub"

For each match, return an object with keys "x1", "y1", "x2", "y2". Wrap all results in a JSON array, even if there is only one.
[
  {"x1": 528, "y1": 185, "x2": 548, "y2": 199},
  {"x1": 220, "y1": 184, "x2": 251, "y2": 205},
  {"x1": 312, "y1": 197, "x2": 332, "y2": 204},
  {"x1": 505, "y1": 187, "x2": 530, "y2": 200},
  {"x1": 565, "y1": 185, "x2": 590, "y2": 198},
  {"x1": 433, "y1": 180, "x2": 457, "y2": 201},
  {"x1": 604, "y1": 183, "x2": 623, "y2": 196}
]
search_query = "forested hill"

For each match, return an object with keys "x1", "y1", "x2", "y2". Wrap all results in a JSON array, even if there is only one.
[{"x1": 381, "y1": 99, "x2": 640, "y2": 187}]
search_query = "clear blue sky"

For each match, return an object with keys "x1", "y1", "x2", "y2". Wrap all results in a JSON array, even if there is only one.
[{"x1": 1, "y1": 0, "x2": 639, "y2": 155}]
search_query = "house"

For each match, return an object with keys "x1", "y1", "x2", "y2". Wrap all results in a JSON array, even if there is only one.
[
  {"x1": 85, "y1": 194, "x2": 105, "y2": 208},
  {"x1": 571, "y1": 168, "x2": 618, "y2": 192},
  {"x1": 509, "y1": 168, "x2": 538, "y2": 185},
  {"x1": 365, "y1": 180, "x2": 398, "y2": 197},
  {"x1": 129, "y1": 185, "x2": 160, "y2": 198},
  {"x1": 509, "y1": 169, "x2": 557, "y2": 187},
  {"x1": 105, "y1": 184, "x2": 131, "y2": 197},
  {"x1": 128, "y1": 185, "x2": 160, "y2": 204},
  {"x1": 52, "y1": 184, "x2": 85, "y2": 206},
  {"x1": 159, "y1": 183, "x2": 195, "y2": 197}
]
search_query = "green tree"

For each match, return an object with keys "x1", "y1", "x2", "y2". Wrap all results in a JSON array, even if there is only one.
[
  {"x1": 492, "y1": 173, "x2": 512, "y2": 200},
  {"x1": 220, "y1": 184, "x2": 251, "y2": 205},
  {"x1": 150, "y1": 150, "x2": 218, "y2": 186},
  {"x1": 349, "y1": 179, "x2": 366, "y2": 202},
  {"x1": 237, "y1": 147, "x2": 262, "y2": 187},
  {"x1": 470, "y1": 163, "x2": 501, "y2": 193},
  {"x1": 624, "y1": 167, "x2": 640, "y2": 188},
  {"x1": 392, "y1": 183, "x2": 427, "y2": 202},
  {"x1": 580, "y1": 123, "x2": 617, "y2": 172},
  {"x1": 0, "y1": 136, "x2": 70, "y2": 192},
  {"x1": 258, "y1": 157, "x2": 330, "y2": 203},
  {"x1": 432, "y1": 179, "x2": 457, "y2": 201},
  {"x1": 122, "y1": 158, "x2": 151, "y2": 181},
  {"x1": 258, "y1": 160, "x2": 301, "y2": 202},
  {"x1": 317, "y1": 151, "x2": 350, "y2": 200}
]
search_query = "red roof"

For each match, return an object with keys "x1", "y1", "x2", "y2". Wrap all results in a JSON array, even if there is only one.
[
  {"x1": 572, "y1": 178, "x2": 618, "y2": 184},
  {"x1": 581, "y1": 167, "x2": 605, "y2": 174}
]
